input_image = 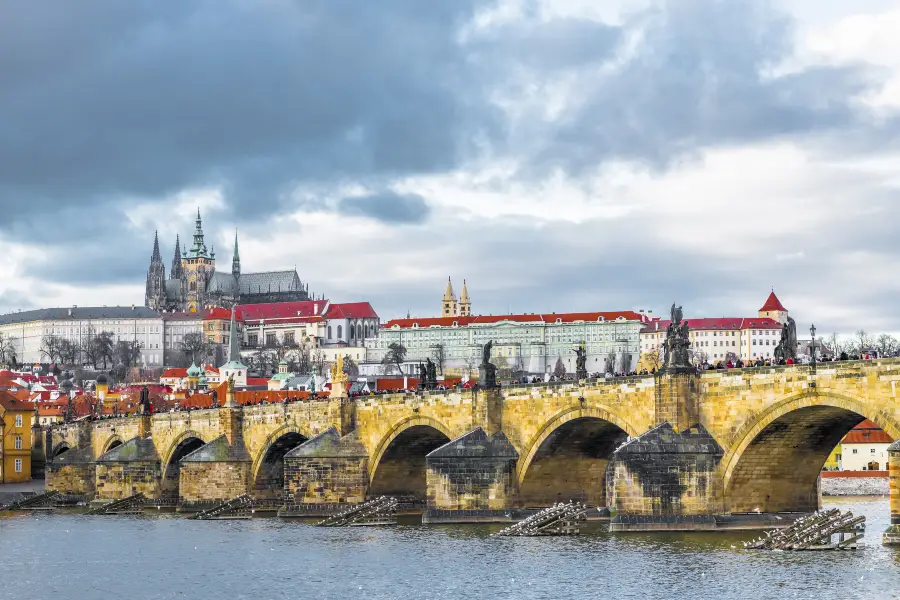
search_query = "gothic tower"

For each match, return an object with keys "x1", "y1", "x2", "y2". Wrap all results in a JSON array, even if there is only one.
[
  {"x1": 170, "y1": 234, "x2": 184, "y2": 280},
  {"x1": 182, "y1": 209, "x2": 215, "y2": 313},
  {"x1": 231, "y1": 229, "x2": 241, "y2": 303},
  {"x1": 458, "y1": 279, "x2": 471, "y2": 317},
  {"x1": 145, "y1": 231, "x2": 167, "y2": 310},
  {"x1": 442, "y1": 277, "x2": 457, "y2": 318}
]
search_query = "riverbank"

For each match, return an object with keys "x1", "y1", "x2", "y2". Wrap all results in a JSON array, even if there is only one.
[{"x1": 821, "y1": 472, "x2": 888, "y2": 496}]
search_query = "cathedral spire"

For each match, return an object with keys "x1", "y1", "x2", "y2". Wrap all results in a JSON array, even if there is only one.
[
  {"x1": 171, "y1": 235, "x2": 184, "y2": 279},
  {"x1": 189, "y1": 207, "x2": 209, "y2": 258},
  {"x1": 151, "y1": 230, "x2": 162, "y2": 261},
  {"x1": 442, "y1": 276, "x2": 457, "y2": 318},
  {"x1": 459, "y1": 279, "x2": 471, "y2": 317},
  {"x1": 232, "y1": 229, "x2": 241, "y2": 278}
]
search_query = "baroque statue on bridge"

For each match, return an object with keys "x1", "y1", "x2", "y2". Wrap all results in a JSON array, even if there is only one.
[
  {"x1": 663, "y1": 303, "x2": 692, "y2": 373},
  {"x1": 774, "y1": 316, "x2": 798, "y2": 363},
  {"x1": 574, "y1": 341, "x2": 588, "y2": 380},
  {"x1": 479, "y1": 340, "x2": 498, "y2": 388}
]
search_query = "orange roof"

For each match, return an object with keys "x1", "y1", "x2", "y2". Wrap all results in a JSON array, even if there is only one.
[
  {"x1": 0, "y1": 390, "x2": 33, "y2": 412},
  {"x1": 760, "y1": 291, "x2": 787, "y2": 312},
  {"x1": 384, "y1": 311, "x2": 643, "y2": 329},
  {"x1": 842, "y1": 420, "x2": 894, "y2": 444},
  {"x1": 161, "y1": 368, "x2": 188, "y2": 379}
]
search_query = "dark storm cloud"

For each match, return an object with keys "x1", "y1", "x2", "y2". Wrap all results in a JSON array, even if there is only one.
[
  {"x1": 0, "y1": 0, "x2": 494, "y2": 235},
  {"x1": 1, "y1": 0, "x2": 896, "y2": 322},
  {"x1": 339, "y1": 192, "x2": 431, "y2": 224}
]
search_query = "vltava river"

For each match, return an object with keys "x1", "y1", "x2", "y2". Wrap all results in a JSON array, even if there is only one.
[{"x1": 2, "y1": 498, "x2": 898, "y2": 600}]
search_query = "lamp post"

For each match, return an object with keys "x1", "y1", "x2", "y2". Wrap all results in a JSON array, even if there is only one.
[{"x1": 810, "y1": 323, "x2": 817, "y2": 375}]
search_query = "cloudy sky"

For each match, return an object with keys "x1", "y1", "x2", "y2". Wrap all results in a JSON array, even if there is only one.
[{"x1": 2, "y1": 0, "x2": 899, "y2": 335}]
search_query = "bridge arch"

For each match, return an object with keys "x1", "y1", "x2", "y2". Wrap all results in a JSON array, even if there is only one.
[
  {"x1": 50, "y1": 442, "x2": 71, "y2": 459},
  {"x1": 721, "y1": 390, "x2": 900, "y2": 514},
  {"x1": 368, "y1": 416, "x2": 453, "y2": 503},
  {"x1": 516, "y1": 407, "x2": 637, "y2": 508},
  {"x1": 160, "y1": 431, "x2": 208, "y2": 499},
  {"x1": 250, "y1": 426, "x2": 310, "y2": 501},
  {"x1": 101, "y1": 435, "x2": 123, "y2": 454}
]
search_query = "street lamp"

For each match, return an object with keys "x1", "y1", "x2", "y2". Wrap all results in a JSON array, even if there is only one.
[{"x1": 810, "y1": 323, "x2": 817, "y2": 375}]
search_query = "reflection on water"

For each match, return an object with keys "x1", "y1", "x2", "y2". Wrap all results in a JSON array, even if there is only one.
[{"x1": 2, "y1": 498, "x2": 898, "y2": 600}]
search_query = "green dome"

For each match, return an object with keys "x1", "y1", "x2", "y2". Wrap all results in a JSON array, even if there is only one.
[{"x1": 187, "y1": 362, "x2": 201, "y2": 377}]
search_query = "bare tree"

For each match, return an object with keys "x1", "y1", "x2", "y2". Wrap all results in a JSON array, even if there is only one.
[
  {"x1": 180, "y1": 332, "x2": 210, "y2": 364},
  {"x1": 854, "y1": 330, "x2": 873, "y2": 356},
  {"x1": 605, "y1": 351, "x2": 618, "y2": 375},
  {"x1": 825, "y1": 333, "x2": 844, "y2": 358},
  {"x1": 431, "y1": 344, "x2": 446, "y2": 376},
  {"x1": 295, "y1": 345, "x2": 312, "y2": 375},
  {"x1": 115, "y1": 339, "x2": 144, "y2": 369},
  {"x1": 58, "y1": 339, "x2": 79, "y2": 366},
  {"x1": 462, "y1": 352, "x2": 478, "y2": 379},
  {"x1": 39, "y1": 334, "x2": 64, "y2": 363},
  {"x1": 0, "y1": 333, "x2": 18, "y2": 366},
  {"x1": 312, "y1": 349, "x2": 328, "y2": 377},
  {"x1": 493, "y1": 354, "x2": 510, "y2": 380},
  {"x1": 876, "y1": 334, "x2": 898, "y2": 358},
  {"x1": 382, "y1": 342, "x2": 407, "y2": 376},
  {"x1": 552, "y1": 356, "x2": 567, "y2": 379},
  {"x1": 511, "y1": 353, "x2": 525, "y2": 379},
  {"x1": 636, "y1": 350, "x2": 661, "y2": 373},
  {"x1": 91, "y1": 331, "x2": 115, "y2": 369}
]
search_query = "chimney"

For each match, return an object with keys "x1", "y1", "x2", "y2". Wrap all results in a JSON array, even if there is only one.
[{"x1": 313, "y1": 303, "x2": 319, "y2": 315}]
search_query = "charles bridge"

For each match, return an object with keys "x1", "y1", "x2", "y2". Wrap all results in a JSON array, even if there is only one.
[{"x1": 44, "y1": 360, "x2": 900, "y2": 539}]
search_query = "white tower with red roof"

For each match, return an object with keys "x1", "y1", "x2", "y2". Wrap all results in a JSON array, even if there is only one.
[{"x1": 758, "y1": 290, "x2": 789, "y2": 325}]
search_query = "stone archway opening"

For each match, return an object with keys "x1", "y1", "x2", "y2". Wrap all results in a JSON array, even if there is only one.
[
  {"x1": 369, "y1": 425, "x2": 451, "y2": 503},
  {"x1": 252, "y1": 432, "x2": 308, "y2": 502},
  {"x1": 51, "y1": 444, "x2": 70, "y2": 459},
  {"x1": 105, "y1": 439, "x2": 123, "y2": 453},
  {"x1": 161, "y1": 437, "x2": 205, "y2": 500},
  {"x1": 725, "y1": 405, "x2": 869, "y2": 514},
  {"x1": 518, "y1": 417, "x2": 629, "y2": 508}
]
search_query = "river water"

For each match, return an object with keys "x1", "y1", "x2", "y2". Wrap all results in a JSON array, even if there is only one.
[{"x1": 2, "y1": 498, "x2": 898, "y2": 600}]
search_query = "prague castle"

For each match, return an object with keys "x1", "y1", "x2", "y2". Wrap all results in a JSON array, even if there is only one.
[{"x1": 145, "y1": 210, "x2": 313, "y2": 313}]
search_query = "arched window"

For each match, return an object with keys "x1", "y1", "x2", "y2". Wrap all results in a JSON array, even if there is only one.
[
  {"x1": 357, "y1": 324, "x2": 363, "y2": 338},
  {"x1": 327, "y1": 326, "x2": 332, "y2": 339},
  {"x1": 337, "y1": 325, "x2": 343, "y2": 339}
]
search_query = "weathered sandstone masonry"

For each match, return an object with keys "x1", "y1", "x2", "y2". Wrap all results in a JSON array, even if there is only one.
[{"x1": 45, "y1": 360, "x2": 900, "y2": 541}]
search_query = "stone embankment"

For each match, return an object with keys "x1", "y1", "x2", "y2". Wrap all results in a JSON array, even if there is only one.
[{"x1": 821, "y1": 472, "x2": 889, "y2": 496}]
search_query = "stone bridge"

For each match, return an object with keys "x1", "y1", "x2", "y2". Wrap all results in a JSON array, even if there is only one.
[{"x1": 46, "y1": 360, "x2": 900, "y2": 537}]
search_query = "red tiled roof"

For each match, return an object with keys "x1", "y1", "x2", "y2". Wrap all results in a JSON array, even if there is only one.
[
  {"x1": 641, "y1": 317, "x2": 782, "y2": 334},
  {"x1": 161, "y1": 368, "x2": 187, "y2": 379},
  {"x1": 325, "y1": 302, "x2": 379, "y2": 319},
  {"x1": 760, "y1": 291, "x2": 787, "y2": 312},
  {"x1": 384, "y1": 311, "x2": 643, "y2": 329},
  {"x1": 842, "y1": 420, "x2": 894, "y2": 444},
  {"x1": 0, "y1": 389, "x2": 32, "y2": 412},
  {"x1": 238, "y1": 300, "x2": 330, "y2": 323},
  {"x1": 203, "y1": 307, "x2": 239, "y2": 321},
  {"x1": 245, "y1": 377, "x2": 269, "y2": 387}
]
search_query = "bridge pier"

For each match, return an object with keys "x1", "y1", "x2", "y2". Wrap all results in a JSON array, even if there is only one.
[
  {"x1": 423, "y1": 428, "x2": 519, "y2": 524},
  {"x1": 608, "y1": 422, "x2": 724, "y2": 531},
  {"x1": 884, "y1": 441, "x2": 900, "y2": 545},
  {"x1": 279, "y1": 428, "x2": 370, "y2": 517},
  {"x1": 94, "y1": 438, "x2": 162, "y2": 501}
]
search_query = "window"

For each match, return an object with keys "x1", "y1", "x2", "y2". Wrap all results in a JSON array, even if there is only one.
[
  {"x1": 15, "y1": 459, "x2": 22, "y2": 473},
  {"x1": 15, "y1": 414, "x2": 22, "y2": 427},
  {"x1": 284, "y1": 332, "x2": 295, "y2": 346},
  {"x1": 871, "y1": 448, "x2": 877, "y2": 454},
  {"x1": 248, "y1": 334, "x2": 259, "y2": 346},
  {"x1": 266, "y1": 333, "x2": 277, "y2": 347},
  {"x1": 327, "y1": 326, "x2": 333, "y2": 339},
  {"x1": 852, "y1": 448, "x2": 858, "y2": 454},
  {"x1": 337, "y1": 325, "x2": 343, "y2": 339},
  {"x1": 15, "y1": 435, "x2": 22, "y2": 450}
]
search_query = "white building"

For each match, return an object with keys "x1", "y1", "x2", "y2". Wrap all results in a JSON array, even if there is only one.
[
  {"x1": 364, "y1": 310, "x2": 646, "y2": 377},
  {"x1": 239, "y1": 300, "x2": 379, "y2": 350},
  {"x1": 0, "y1": 306, "x2": 165, "y2": 367},
  {"x1": 640, "y1": 292, "x2": 788, "y2": 364},
  {"x1": 161, "y1": 312, "x2": 204, "y2": 362},
  {"x1": 838, "y1": 420, "x2": 893, "y2": 471}
]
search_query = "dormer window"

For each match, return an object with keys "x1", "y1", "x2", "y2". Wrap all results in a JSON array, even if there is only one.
[{"x1": 556, "y1": 318, "x2": 562, "y2": 324}]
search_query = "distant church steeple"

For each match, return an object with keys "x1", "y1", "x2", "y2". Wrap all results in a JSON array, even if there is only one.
[
  {"x1": 171, "y1": 234, "x2": 183, "y2": 279},
  {"x1": 145, "y1": 231, "x2": 166, "y2": 310},
  {"x1": 232, "y1": 230, "x2": 241, "y2": 278},
  {"x1": 189, "y1": 208, "x2": 209, "y2": 258},
  {"x1": 442, "y1": 277, "x2": 457, "y2": 318},
  {"x1": 458, "y1": 279, "x2": 471, "y2": 317}
]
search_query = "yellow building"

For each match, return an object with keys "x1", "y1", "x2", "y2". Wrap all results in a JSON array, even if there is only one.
[{"x1": 0, "y1": 390, "x2": 34, "y2": 483}]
